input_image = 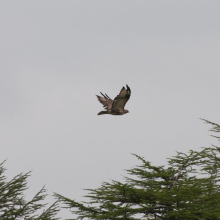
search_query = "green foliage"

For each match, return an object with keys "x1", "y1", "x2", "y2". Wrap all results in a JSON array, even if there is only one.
[
  {"x1": 55, "y1": 120, "x2": 220, "y2": 220},
  {"x1": 0, "y1": 162, "x2": 60, "y2": 220}
]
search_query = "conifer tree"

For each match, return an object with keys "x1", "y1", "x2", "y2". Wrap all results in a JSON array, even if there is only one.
[
  {"x1": 0, "y1": 162, "x2": 60, "y2": 220},
  {"x1": 55, "y1": 119, "x2": 220, "y2": 220}
]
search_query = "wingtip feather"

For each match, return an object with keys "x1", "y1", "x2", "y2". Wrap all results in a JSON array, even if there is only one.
[{"x1": 126, "y1": 84, "x2": 131, "y2": 92}]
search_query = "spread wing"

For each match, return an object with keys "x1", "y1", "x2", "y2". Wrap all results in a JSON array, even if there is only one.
[
  {"x1": 112, "y1": 85, "x2": 131, "y2": 111},
  {"x1": 96, "y1": 92, "x2": 114, "y2": 111}
]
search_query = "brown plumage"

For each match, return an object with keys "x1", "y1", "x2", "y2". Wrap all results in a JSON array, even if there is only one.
[{"x1": 96, "y1": 85, "x2": 131, "y2": 116}]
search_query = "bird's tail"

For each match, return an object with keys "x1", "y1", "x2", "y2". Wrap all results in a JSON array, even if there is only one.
[{"x1": 98, "y1": 111, "x2": 108, "y2": 115}]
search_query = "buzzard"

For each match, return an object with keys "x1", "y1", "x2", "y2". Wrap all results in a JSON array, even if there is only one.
[{"x1": 96, "y1": 85, "x2": 131, "y2": 116}]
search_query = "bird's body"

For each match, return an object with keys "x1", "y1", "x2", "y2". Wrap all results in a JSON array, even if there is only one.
[{"x1": 96, "y1": 85, "x2": 131, "y2": 116}]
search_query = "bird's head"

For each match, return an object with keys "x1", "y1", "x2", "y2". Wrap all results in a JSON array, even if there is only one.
[{"x1": 124, "y1": 109, "x2": 129, "y2": 114}]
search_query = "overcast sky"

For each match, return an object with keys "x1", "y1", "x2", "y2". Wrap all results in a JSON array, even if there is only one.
[{"x1": 1, "y1": 1, "x2": 220, "y2": 218}]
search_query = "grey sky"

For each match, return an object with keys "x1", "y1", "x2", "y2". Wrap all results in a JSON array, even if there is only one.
[{"x1": 1, "y1": 1, "x2": 220, "y2": 218}]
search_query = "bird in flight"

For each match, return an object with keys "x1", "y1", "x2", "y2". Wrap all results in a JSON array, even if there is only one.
[{"x1": 96, "y1": 85, "x2": 131, "y2": 116}]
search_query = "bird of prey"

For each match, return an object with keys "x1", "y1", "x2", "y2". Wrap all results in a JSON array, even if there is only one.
[{"x1": 96, "y1": 85, "x2": 131, "y2": 116}]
